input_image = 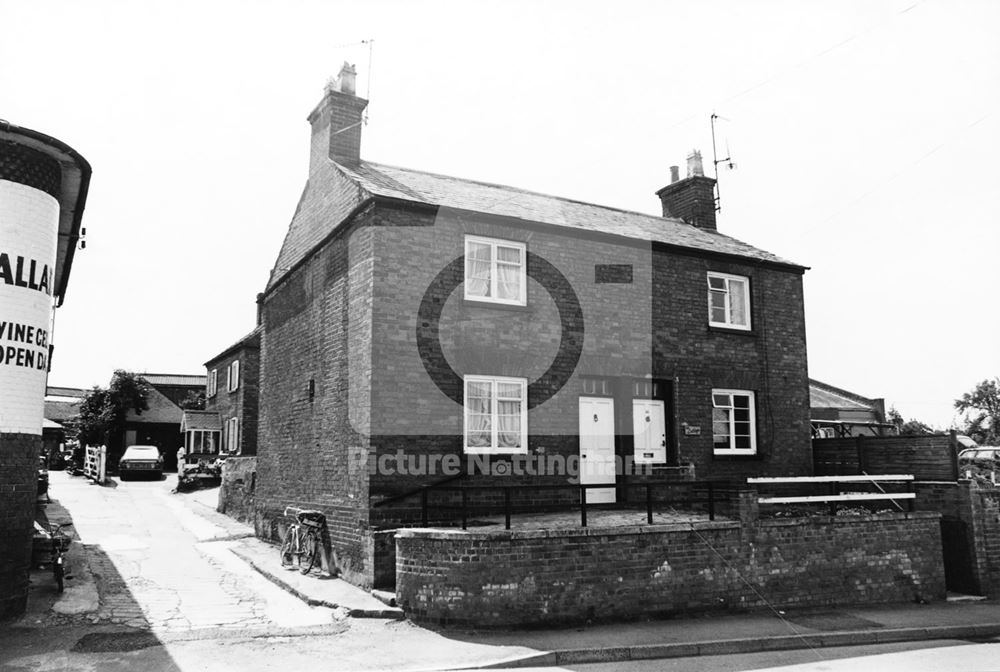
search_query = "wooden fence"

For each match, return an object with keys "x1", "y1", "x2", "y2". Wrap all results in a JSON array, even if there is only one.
[{"x1": 812, "y1": 431, "x2": 960, "y2": 481}]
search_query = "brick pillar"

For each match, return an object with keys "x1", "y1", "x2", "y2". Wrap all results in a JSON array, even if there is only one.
[
  {"x1": 738, "y1": 489, "x2": 759, "y2": 544},
  {"x1": 0, "y1": 434, "x2": 41, "y2": 617}
]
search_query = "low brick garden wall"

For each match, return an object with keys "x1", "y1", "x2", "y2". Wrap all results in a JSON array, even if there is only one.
[
  {"x1": 218, "y1": 456, "x2": 257, "y2": 524},
  {"x1": 395, "y1": 509, "x2": 945, "y2": 626}
]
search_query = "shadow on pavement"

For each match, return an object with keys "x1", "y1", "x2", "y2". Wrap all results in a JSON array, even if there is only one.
[{"x1": 0, "y1": 489, "x2": 185, "y2": 671}]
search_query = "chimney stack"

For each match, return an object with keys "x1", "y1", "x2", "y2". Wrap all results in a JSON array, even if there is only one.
[
  {"x1": 655, "y1": 149, "x2": 717, "y2": 231},
  {"x1": 308, "y1": 62, "x2": 368, "y2": 172}
]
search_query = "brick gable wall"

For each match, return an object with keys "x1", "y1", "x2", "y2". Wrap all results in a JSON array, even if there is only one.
[{"x1": 257, "y1": 208, "x2": 375, "y2": 586}]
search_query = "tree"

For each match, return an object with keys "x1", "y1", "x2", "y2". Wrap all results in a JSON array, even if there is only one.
[
  {"x1": 955, "y1": 377, "x2": 1000, "y2": 445},
  {"x1": 179, "y1": 390, "x2": 206, "y2": 410},
  {"x1": 887, "y1": 406, "x2": 934, "y2": 436},
  {"x1": 75, "y1": 370, "x2": 150, "y2": 450}
]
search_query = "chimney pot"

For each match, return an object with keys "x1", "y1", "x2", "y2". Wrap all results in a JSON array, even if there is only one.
[
  {"x1": 336, "y1": 62, "x2": 357, "y2": 96},
  {"x1": 687, "y1": 150, "x2": 704, "y2": 178},
  {"x1": 669, "y1": 166, "x2": 680, "y2": 184}
]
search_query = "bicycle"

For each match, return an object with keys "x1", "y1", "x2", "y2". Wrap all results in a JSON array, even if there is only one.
[
  {"x1": 35, "y1": 521, "x2": 72, "y2": 592},
  {"x1": 280, "y1": 507, "x2": 327, "y2": 575}
]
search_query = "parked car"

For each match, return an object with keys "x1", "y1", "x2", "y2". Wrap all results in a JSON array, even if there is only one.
[
  {"x1": 118, "y1": 445, "x2": 163, "y2": 481},
  {"x1": 959, "y1": 447, "x2": 1000, "y2": 467}
]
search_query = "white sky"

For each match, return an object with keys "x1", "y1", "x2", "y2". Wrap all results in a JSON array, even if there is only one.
[{"x1": 2, "y1": 0, "x2": 997, "y2": 429}]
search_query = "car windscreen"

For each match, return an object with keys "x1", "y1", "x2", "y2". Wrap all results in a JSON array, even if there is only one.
[{"x1": 124, "y1": 447, "x2": 160, "y2": 459}]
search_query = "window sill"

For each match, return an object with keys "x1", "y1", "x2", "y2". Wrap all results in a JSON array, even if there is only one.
[
  {"x1": 712, "y1": 451, "x2": 761, "y2": 460},
  {"x1": 464, "y1": 448, "x2": 529, "y2": 456},
  {"x1": 462, "y1": 299, "x2": 532, "y2": 313},
  {"x1": 708, "y1": 325, "x2": 756, "y2": 336}
]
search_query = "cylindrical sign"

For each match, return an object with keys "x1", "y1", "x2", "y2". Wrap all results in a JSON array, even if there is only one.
[{"x1": 0, "y1": 180, "x2": 58, "y2": 435}]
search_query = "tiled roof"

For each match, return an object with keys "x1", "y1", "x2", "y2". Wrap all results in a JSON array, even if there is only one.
[
  {"x1": 126, "y1": 386, "x2": 183, "y2": 424},
  {"x1": 809, "y1": 379, "x2": 877, "y2": 411},
  {"x1": 267, "y1": 158, "x2": 803, "y2": 291},
  {"x1": 205, "y1": 326, "x2": 262, "y2": 366},
  {"x1": 180, "y1": 411, "x2": 221, "y2": 432},
  {"x1": 140, "y1": 373, "x2": 207, "y2": 387},
  {"x1": 45, "y1": 399, "x2": 81, "y2": 423}
]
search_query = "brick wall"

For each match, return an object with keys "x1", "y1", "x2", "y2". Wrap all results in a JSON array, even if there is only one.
[
  {"x1": 259, "y1": 196, "x2": 810, "y2": 585},
  {"x1": 814, "y1": 434, "x2": 959, "y2": 480},
  {"x1": 366, "y1": 205, "x2": 811, "y2": 504},
  {"x1": 965, "y1": 487, "x2": 1000, "y2": 597},
  {"x1": 257, "y1": 207, "x2": 375, "y2": 587},
  {"x1": 218, "y1": 456, "x2": 257, "y2": 524},
  {"x1": 0, "y1": 433, "x2": 41, "y2": 619},
  {"x1": 396, "y1": 510, "x2": 945, "y2": 626},
  {"x1": 206, "y1": 336, "x2": 260, "y2": 456}
]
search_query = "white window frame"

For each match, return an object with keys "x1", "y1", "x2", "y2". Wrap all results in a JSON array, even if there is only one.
[
  {"x1": 463, "y1": 375, "x2": 528, "y2": 455},
  {"x1": 464, "y1": 235, "x2": 527, "y2": 306},
  {"x1": 186, "y1": 429, "x2": 220, "y2": 455},
  {"x1": 707, "y1": 271, "x2": 751, "y2": 330},
  {"x1": 227, "y1": 360, "x2": 240, "y2": 392},
  {"x1": 207, "y1": 369, "x2": 218, "y2": 398},
  {"x1": 225, "y1": 417, "x2": 240, "y2": 454},
  {"x1": 712, "y1": 389, "x2": 757, "y2": 455}
]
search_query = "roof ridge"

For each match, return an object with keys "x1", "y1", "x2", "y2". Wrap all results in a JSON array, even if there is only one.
[
  {"x1": 809, "y1": 378, "x2": 877, "y2": 406},
  {"x1": 359, "y1": 159, "x2": 690, "y2": 226}
]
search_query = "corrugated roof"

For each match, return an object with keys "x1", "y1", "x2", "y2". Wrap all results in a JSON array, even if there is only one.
[
  {"x1": 46, "y1": 386, "x2": 89, "y2": 398},
  {"x1": 809, "y1": 379, "x2": 877, "y2": 411},
  {"x1": 141, "y1": 374, "x2": 206, "y2": 387},
  {"x1": 267, "y1": 158, "x2": 803, "y2": 291}
]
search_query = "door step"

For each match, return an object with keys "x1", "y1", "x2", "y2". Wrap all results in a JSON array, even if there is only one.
[{"x1": 947, "y1": 591, "x2": 987, "y2": 602}]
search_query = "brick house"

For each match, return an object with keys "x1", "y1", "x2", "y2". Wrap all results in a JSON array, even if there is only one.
[
  {"x1": 255, "y1": 65, "x2": 811, "y2": 588},
  {"x1": 185, "y1": 327, "x2": 261, "y2": 460}
]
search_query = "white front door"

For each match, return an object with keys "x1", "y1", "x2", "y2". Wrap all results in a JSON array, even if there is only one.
[
  {"x1": 579, "y1": 397, "x2": 616, "y2": 504},
  {"x1": 633, "y1": 399, "x2": 666, "y2": 464}
]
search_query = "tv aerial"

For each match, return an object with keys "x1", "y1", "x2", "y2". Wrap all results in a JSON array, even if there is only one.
[{"x1": 711, "y1": 113, "x2": 737, "y2": 212}]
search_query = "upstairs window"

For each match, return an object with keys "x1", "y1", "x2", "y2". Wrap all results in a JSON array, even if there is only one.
[
  {"x1": 712, "y1": 389, "x2": 757, "y2": 455},
  {"x1": 225, "y1": 417, "x2": 240, "y2": 454},
  {"x1": 227, "y1": 360, "x2": 240, "y2": 392},
  {"x1": 707, "y1": 272, "x2": 751, "y2": 330},
  {"x1": 464, "y1": 236, "x2": 526, "y2": 306},
  {"x1": 207, "y1": 369, "x2": 218, "y2": 398},
  {"x1": 464, "y1": 375, "x2": 527, "y2": 454}
]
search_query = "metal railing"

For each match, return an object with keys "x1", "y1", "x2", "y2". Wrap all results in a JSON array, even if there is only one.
[{"x1": 373, "y1": 480, "x2": 731, "y2": 530}]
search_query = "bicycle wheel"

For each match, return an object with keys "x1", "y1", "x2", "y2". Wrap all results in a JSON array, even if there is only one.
[
  {"x1": 300, "y1": 530, "x2": 319, "y2": 575},
  {"x1": 280, "y1": 526, "x2": 298, "y2": 567},
  {"x1": 53, "y1": 557, "x2": 64, "y2": 592}
]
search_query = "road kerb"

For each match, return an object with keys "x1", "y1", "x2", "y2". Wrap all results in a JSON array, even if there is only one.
[{"x1": 459, "y1": 622, "x2": 1000, "y2": 668}]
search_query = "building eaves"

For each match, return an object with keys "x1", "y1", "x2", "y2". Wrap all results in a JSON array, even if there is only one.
[{"x1": 204, "y1": 326, "x2": 262, "y2": 367}]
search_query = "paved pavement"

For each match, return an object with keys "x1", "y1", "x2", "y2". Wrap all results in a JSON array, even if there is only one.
[{"x1": 27, "y1": 471, "x2": 336, "y2": 633}]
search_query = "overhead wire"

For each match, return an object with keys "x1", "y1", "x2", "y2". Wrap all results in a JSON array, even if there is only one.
[{"x1": 662, "y1": 0, "x2": 930, "y2": 132}]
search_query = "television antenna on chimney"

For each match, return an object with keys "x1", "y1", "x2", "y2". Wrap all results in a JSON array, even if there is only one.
[{"x1": 710, "y1": 113, "x2": 737, "y2": 212}]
